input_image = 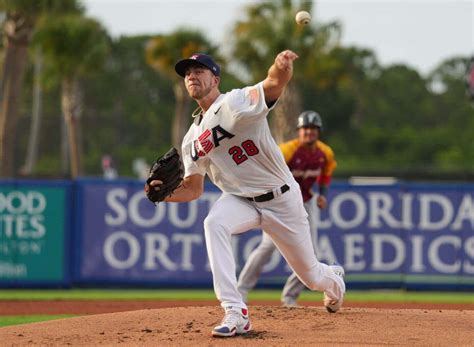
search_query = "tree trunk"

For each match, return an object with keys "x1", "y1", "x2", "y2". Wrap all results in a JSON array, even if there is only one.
[
  {"x1": 61, "y1": 77, "x2": 83, "y2": 178},
  {"x1": 172, "y1": 82, "x2": 191, "y2": 150},
  {"x1": 0, "y1": 13, "x2": 33, "y2": 177},
  {"x1": 21, "y1": 49, "x2": 43, "y2": 176},
  {"x1": 60, "y1": 114, "x2": 69, "y2": 176},
  {"x1": 270, "y1": 82, "x2": 302, "y2": 143}
]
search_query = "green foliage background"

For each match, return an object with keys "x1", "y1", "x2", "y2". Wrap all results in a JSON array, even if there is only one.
[{"x1": 9, "y1": 1, "x2": 474, "y2": 180}]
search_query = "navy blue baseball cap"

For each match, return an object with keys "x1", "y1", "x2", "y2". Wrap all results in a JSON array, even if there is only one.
[{"x1": 175, "y1": 53, "x2": 220, "y2": 77}]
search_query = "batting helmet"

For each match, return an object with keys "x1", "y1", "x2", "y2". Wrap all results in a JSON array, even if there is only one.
[{"x1": 297, "y1": 110, "x2": 323, "y2": 129}]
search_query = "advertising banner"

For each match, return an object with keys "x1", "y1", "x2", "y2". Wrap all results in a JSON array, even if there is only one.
[
  {"x1": 316, "y1": 184, "x2": 474, "y2": 288},
  {"x1": 75, "y1": 180, "x2": 474, "y2": 289},
  {"x1": 0, "y1": 181, "x2": 70, "y2": 285},
  {"x1": 75, "y1": 180, "x2": 214, "y2": 285}
]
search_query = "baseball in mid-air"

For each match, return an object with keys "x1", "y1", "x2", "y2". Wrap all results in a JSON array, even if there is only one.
[{"x1": 295, "y1": 11, "x2": 311, "y2": 25}]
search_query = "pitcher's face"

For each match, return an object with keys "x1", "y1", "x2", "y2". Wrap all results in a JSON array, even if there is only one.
[{"x1": 184, "y1": 66, "x2": 218, "y2": 100}]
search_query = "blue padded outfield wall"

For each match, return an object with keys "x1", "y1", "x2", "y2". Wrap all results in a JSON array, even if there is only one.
[{"x1": 1, "y1": 179, "x2": 473, "y2": 290}]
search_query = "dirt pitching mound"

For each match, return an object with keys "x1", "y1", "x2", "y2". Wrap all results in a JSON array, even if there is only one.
[{"x1": 1, "y1": 306, "x2": 473, "y2": 346}]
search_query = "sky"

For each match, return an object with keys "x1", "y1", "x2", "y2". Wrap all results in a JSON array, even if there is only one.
[{"x1": 81, "y1": 0, "x2": 474, "y2": 75}]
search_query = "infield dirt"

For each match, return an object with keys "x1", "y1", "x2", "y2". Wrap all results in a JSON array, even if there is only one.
[{"x1": 0, "y1": 301, "x2": 473, "y2": 346}]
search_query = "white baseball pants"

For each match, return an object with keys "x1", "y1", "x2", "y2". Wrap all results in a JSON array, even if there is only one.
[
  {"x1": 203, "y1": 182, "x2": 343, "y2": 310},
  {"x1": 237, "y1": 196, "x2": 318, "y2": 303}
]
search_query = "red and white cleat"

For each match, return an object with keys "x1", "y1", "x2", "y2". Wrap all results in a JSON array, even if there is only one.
[{"x1": 212, "y1": 307, "x2": 252, "y2": 337}]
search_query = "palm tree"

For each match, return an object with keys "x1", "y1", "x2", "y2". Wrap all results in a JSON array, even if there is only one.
[
  {"x1": 229, "y1": 0, "x2": 341, "y2": 142},
  {"x1": 33, "y1": 15, "x2": 109, "y2": 178},
  {"x1": 145, "y1": 29, "x2": 218, "y2": 149},
  {"x1": 0, "y1": 0, "x2": 80, "y2": 177},
  {"x1": 20, "y1": 48, "x2": 43, "y2": 176}
]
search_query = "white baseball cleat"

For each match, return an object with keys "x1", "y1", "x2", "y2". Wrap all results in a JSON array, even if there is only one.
[
  {"x1": 324, "y1": 264, "x2": 346, "y2": 313},
  {"x1": 212, "y1": 307, "x2": 252, "y2": 337}
]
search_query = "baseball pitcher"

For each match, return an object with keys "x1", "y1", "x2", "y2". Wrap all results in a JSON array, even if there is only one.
[{"x1": 145, "y1": 51, "x2": 345, "y2": 338}]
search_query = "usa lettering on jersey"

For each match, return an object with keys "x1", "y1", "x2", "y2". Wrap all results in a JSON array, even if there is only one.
[{"x1": 190, "y1": 125, "x2": 235, "y2": 161}]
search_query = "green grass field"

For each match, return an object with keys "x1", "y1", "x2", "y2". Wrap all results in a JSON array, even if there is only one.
[
  {"x1": 1, "y1": 288, "x2": 472, "y2": 303},
  {"x1": 0, "y1": 315, "x2": 74, "y2": 328},
  {"x1": 1, "y1": 289, "x2": 472, "y2": 328}
]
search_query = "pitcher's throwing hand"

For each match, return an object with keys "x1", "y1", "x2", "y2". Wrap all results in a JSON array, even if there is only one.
[{"x1": 275, "y1": 50, "x2": 299, "y2": 72}]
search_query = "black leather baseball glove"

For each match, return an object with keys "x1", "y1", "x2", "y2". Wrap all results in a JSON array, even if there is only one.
[{"x1": 145, "y1": 147, "x2": 183, "y2": 203}]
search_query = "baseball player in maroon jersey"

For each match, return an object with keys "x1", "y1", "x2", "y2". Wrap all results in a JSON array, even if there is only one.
[
  {"x1": 237, "y1": 111, "x2": 337, "y2": 307},
  {"x1": 147, "y1": 51, "x2": 345, "y2": 337}
]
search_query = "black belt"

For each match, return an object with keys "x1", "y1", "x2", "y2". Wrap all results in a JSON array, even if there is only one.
[{"x1": 246, "y1": 184, "x2": 290, "y2": 203}]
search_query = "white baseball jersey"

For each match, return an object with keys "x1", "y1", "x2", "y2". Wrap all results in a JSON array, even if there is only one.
[{"x1": 182, "y1": 82, "x2": 294, "y2": 197}]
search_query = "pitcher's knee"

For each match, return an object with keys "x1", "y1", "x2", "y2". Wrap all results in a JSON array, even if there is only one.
[{"x1": 204, "y1": 214, "x2": 227, "y2": 235}]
